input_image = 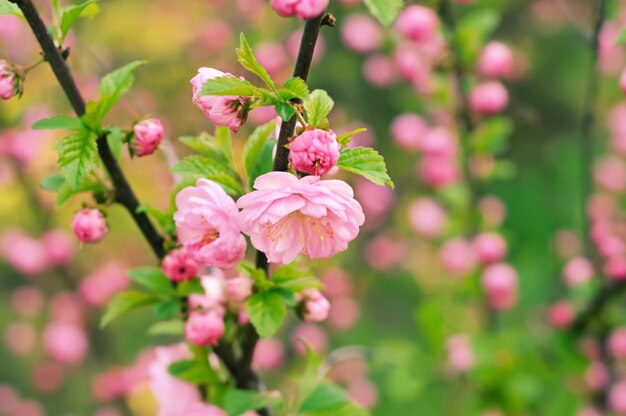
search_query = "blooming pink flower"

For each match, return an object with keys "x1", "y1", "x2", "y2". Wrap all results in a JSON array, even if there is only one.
[
  {"x1": 183, "y1": 402, "x2": 228, "y2": 416},
  {"x1": 43, "y1": 322, "x2": 88, "y2": 365},
  {"x1": 132, "y1": 118, "x2": 164, "y2": 157},
  {"x1": 609, "y1": 328, "x2": 626, "y2": 359},
  {"x1": 161, "y1": 248, "x2": 200, "y2": 282},
  {"x1": 71, "y1": 208, "x2": 108, "y2": 243},
  {"x1": 473, "y1": 232, "x2": 507, "y2": 264},
  {"x1": 185, "y1": 311, "x2": 225, "y2": 346},
  {"x1": 547, "y1": 301, "x2": 574, "y2": 329},
  {"x1": 408, "y1": 197, "x2": 447, "y2": 238},
  {"x1": 341, "y1": 14, "x2": 383, "y2": 53},
  {"x1": 481, "y1": 263, "x2": 518, "y2": 311},
  {"x1": 237, "y1": 172, "x2": 365, "y2": 263},
  {"x1": 174, "y1": 178, "x2": 246, "y2": 269},
  {"x1": 253, "y1": 338, "x2": 286, "y2": 371},
  {"x1": 440, "y1": 238, "x2": 478, "y2": 276},
  {"x1": 0, "y1": 59, "x2": 21, "y2": 100},
  {"x1": 300, "y1": 289, "x2": 330, "y2": 322},
  {"x1": 288, "y1": 129, "x2": 340, "y2": 176},
  {"x1": 271, "y1": 0, "x2": 328, "y2": 19},
  {"x1": 477, "y1": 41, "x2": 514, "y2": 79},
  {"x1": 225, "y1": 275, "x2": 253, "y2": 302},
  {"x1": 41, "y1": 230, "x2": 75, "y2": 266},
  {"x1": 149, "y1": 344, "x2": 201, "y2": 415},
  {"x1": 395, "y1": 5, "x2": 439, "y2": 43},
  {"x1": 469, "y1": 81, "x2": 509, "y2": 115},
  {"x1": 190, "y1": 68, "x2": 249, "y2": 133},
  {"x1": 390, "y1": 113, "x2": 427, "y2": 151}
]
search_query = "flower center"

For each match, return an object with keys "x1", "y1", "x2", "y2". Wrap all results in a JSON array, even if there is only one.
[
  {"x1": 267, "y1": 211, "x2": 334, "y2": 243},
  {"x1": 198, "y1": 227, "x2": 220, "y2": 246}
]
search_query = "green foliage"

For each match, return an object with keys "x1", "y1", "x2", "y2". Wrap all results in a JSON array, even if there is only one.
[
  {"x1": 127, "y1": 267, "x2": 175, "y2": 296},
  {"x1": 56, "y1": 130, "x2": 99, "y2": 190},
  {"x1": 176, "y1": 279, "x2": 205, "y2": 297},
  {"x1": 199, "y1": 76, "x2": 260, "y2": 97},
  {"x1": 275, "y1": 101, "x2": 296, "y2": 121},
  {"x1": 39, "y1": 173, "x2": 65, "y2": 192},
  {"x1": 32, "y1": 115, "x2": 83, "y2": 130},
  {"x1": 153, "y1": 299, "x2": 182, "y2": 320},
  {"x1": 222, "y1": 389, "x2": 278, "y2": 416},
  {"x1": 59, "y1": 0, "x2": 99, "y2": 44},
  {"x1": 168, "y1": 359, "x2": 214, "y2": 384},
  {"x1": 336, "y1": 128, "x2": 367, "y2": 149},
  {"x1": 337, "y1": 147, "x2": 394, "y2": 188},
  {"x1": 147, "y1": 320, "x2": 184, "y2": 336},
  {"x1": 100, "y1": 291, "x2": 161, "y2": 328},
  {"x1": 243, "y1": 121, "x2": 277, "y2": 187},
  {"x1": 362, "y1": 0, "x2": 403, "y2": 26},
  {"x1": 246, "y1": 290, "x2": 288, "y2": 338},
  {"x1": 277, "y1": 77, "x2": 310, "y2": 102},
  {"x1": 170, "y1": 155, "x2": 243, "y2": 197},
  {"x1": 0, "y1": 0, "x2": 24, "y2": 18},
  {"x1": 304, "y1": 90, "x2": 334, "y2": 128},
  {"x1": 106, "y1": 127, "x2": 126, "y2": 159},
  {"x1": 456, "y1": 9, "x2": 501, "y2": 64},
  {"x1": 300, "y1": 383, "x2": 349, "y2": 412},
  {"x1": 471, "y1": 116, "x2": 514, "y2": 154},
  {"x1": 236, "y1": 33, "x2": 276, "y2": 91}
]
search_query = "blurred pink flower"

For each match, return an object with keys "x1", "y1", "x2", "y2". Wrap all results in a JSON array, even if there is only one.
[
  {"x1": 253, "y1": 338, "x2": 285, "y2": 371},
  {"x1": 477, "y1": 41, "x2": 514, "y2": 79},
  {"x1": 49, "y1": 292, "x2": 84, "y2": 325},
  {"x1": 478, "y1": 196, "x2": 507, "y2": 227},
  {"x1": 300, "y1": 289, "x2": 330, "y2": 322},
  {"x1": 609, "y1": 380, "x2": 626, "y2": 413},
  {"x1": 482, "y1": 263, "x2": 519, "y2": 311},
  {"x1": 189, "y1": 271, "x2": 226, "y2": 314},
  {"x1": 255, "y1": 42, "x2": 288, "y2": 77},
  {"x1": 355, "y1": 177, "x2": 395, "y2": 221},
  {"x1": 562, "y1": 257, "x2": 593, "y2": 286},
  {"x1": 271, "y1": 0, "x2": 328, "y2": 19},
  {"x1": 408, "y1": 197, "x2": 448, "y2": 238},
  {"x1": 225, "y1": 275, "x2": 253, "y2": 302},
  {"x1": 440, "y1": 238, "x2": 478, "y2": 276},
  {"x1": 11, "y1": 286, "x2": 43, "y2": 318},
  {"x1": 43, "y1": 322, "x2": 88, "y2": 365},
  {"x1": 419, "y1": 127, "x2": 458, "y2": 157},
  {"x1": 585, "y1": 361, "x2": 609, "y2": 391},
  {"x1": 547, "y1": 301, "x2": 574, "y2": 329},
  {"x1": 185, "y1": 311, "x2": 225, "y2": 346},
  {"x1": 341, "y1": 14, "x2": 383, "y2": 53},
  {"x1": 288, "y1": 129, "x2": 340, "y2": 176},
  {"x1": 0, "y1": 59, "x2": 20, "y2": 100},
  {"x1": 291, "y1": 323, "x2": 328, "y2": 355},
  {"x1": 390, "y1": 113, "x2": 427, "y2": 151},
  {"x1": 198, "y1": 20, "x2": 232, "y2": 52},
  {"x1": 609, "y1": 328, "x2": 626, "y2": 359},
  {"x1": 364, "y1": 234, "x2": 407, "y2": 271},
  {"x1": 320, "y1": 268, "x2": 353, "y2": 298},
  {"x1": 418, "y1": 155, "x2": 460, "y2": 187},
  {"x1": 237, "y1": 172, "x2": 364, "y2": 263},
  {"x1": 395, "y1": 5, "x2": 439, "y2": 43},
  {"x1": 594, "y1": 156, "x2": 626, "y2": 193},
  {"x1": 446, "y1": 334, "x2": 475, "y2": 372},
  {"x1": 79, "y1": 262, "x2": 129, "y2": 307},
  {"x1": 473, "y1": 232, "x2": 507, "y2": 264},
  {"x1": 469, "y1": 81, "x2": 509, "y2": 115},
  {"x1": 0, "y1": 229, "x2": 48, "y2": 276},
  {"x1": 329, "y1": 296, "x2": 360, "y2": 330},
  {"x1": 32, "y1": 362, "x2": 64, "y2": 393},
  {"x1": 4, "y1": 322, "x2": 36, "y2": 356},
  {"x1": 347, "y1": 378, "x2": 378, "y2": 409},
  {"x1": 363, "y1": 54, "x2": 397, "y2": 88},
  {"x1": 42, "y1": 230, "x2": 75, "y2": 266}
]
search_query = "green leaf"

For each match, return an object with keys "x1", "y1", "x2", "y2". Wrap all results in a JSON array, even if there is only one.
[
  {"x1": 60, "y1": 0, "x2": 99, "y2": 43},
  {"x1": 168, "y1": 359, "x2": 213, "y2": 384},
  {"x1": 470, "y1": 116, "x2": 514, "y2": 154},
  {"x1": 176, "y1": 278, "x2": 205, "y2": 297},
  {"x1": 179, "y1": 133, "x2": 229, "y2": 164},
  {"x1": 243, "y1": 121, "x2": 276, "y2": 180},
  {"x1": 0, "y1": 0, "x2": 24, "y2": 18},
  {"x1": 106, "y1": 127, "x2": 125, "y2": 160},
  {"x1": 304, "y1": 90, "x2": 334, "y2": 128},
  {"x1": 616, "y1": 28, "x2": 626, "y2": 45},
  {"x1": 154, "y1": 299, "x2": 181, "y2": 320},
  {"x1": 246, "y1": 291, "x2": 287, "y2": 338},
  {"x1": 277, "y1": 77, "x2": 310, "y2": 101},
  {"x1": 127, "y1": 267, "x2": 175, "y2": 296},
  {"x1": 300, "y1": 383, "x2": 349, "y2": 412},
  {"x1": 303, "y1": 402, "x2": 368, "y2": 416},
  {"x1": 248, "y1": 140, "x2": 275, "y2": 189},
  {"x1": 236, "y1": 33, "x2": 276, "y2": 91},
  {"x1": 362, "y1": 0, "x2": 402, "y2": 26},
  {"x1": 147, "y1": 320, "x2": 184, "y2": 336},
  {"x1": 215, "y1": 126, "x2": 233, "y2": 165},
  {"x1": 275, "y1": 102, "x2": 296, "y2": 121},
  {"x1": 100, "y1": 291, "x2": 161, "y2": 328},
  {"x1": 456, "y1": 9, "x2": 501, "y2": 64},
  {"x1": 40, "y1": 173, "x2": 65, "y2": 192},
  {"x1": 171, "y1": 155, "x2": 231, "y2": 177},
  {"x1": 337, "y1": 147, "x2": 394, "y2": 188},
  {"x1": 199, "y1": 76, "x2": 260, "y2": 97},
  {"x1": 223, "y1": 389, "x2": 277, "y2": 416},
  {"x1": 32, "y1": 115, "x2": 83, "y2": 130},
  {"x1": 336, "y1": 128, "x2": 367, "y2": 149},
  {"x1": 57, "y1": 130, "x2": 99, "y2": 190}
]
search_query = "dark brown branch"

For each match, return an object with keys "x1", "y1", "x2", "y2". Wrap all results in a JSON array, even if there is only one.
[{"x1": 11, "y1": 0, "x2": 165, "y2": 259}]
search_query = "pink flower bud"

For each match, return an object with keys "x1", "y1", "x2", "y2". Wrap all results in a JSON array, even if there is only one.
[
  {"x1": 562, "y1": 257, "x2": 593, "y2": 286},
  {"x1": 482, "y1": 263, "x2": 518, "y2": 311},
  {"x1": 132, "y1": 118, "x2": 164, "y2": 157},
  {"x1": 189, "y1": 272, "x2": 226, "y2": 312},
  {"x1": 271, "y1": 0, "x2": 328, "y2": 19},
  {"x1": 473, "y1": 232, "x2": 507, "y2": 264},
  {"x1": 4, "y1": 322, "x2": 36, "y2": 356},
  {"x1": 347, "y1": 379, "x2": 378, "y2": 409},
  {"x1": 301, "y1": 289, "x2": 330, "y2": 322},
  {"x1": 609, "y1": 381, "x2": 626, "y2": 413},
  {"x1": 363, "y1": 54, "x2": 397, "y2": 88},
  {"x1": 79, "y1": 262, "x2": 129, "y2": 307},
  {"x1": 0, "y1": 59, "x2": 22, "y2": 100},
  {"x1": 225, "y1": 275, "x2": 253, "y2": 302},
  {"x1": 253, "y1": 338, "x2": 285, "y2": 371},
  {"x1": 33, "y1": 362, "x2": 64, "y2": 393},
  {"x1": 341, "y1": 14, "x2": 383, "y2": 53},
  {"x1": 329, "y1": 296, "x2": 360, "y2": 330},
  {"x1": 291, "y1": 323, "x2": 328, "y2": 355},
  {"x1": 71, "y1": 208, "x2": 108, "y2": 243},
  {"x1": 594, "y1": 156, "x2": 626, "y2": 193},
  {"x1": 395, "y1": 5, "x2": 439, "y2": 43},
  {"x1": 288, "y1": 129, "x2": 340, "y2": 176},
  {"x1": 477, "y1": 41, "x2": 514, "y2": 78},
  {"x1": 390, "y1": 113, "x2": 427, "y2": 151},
  {"x1": 419, "y1": 127, "x2": 458, "y2": 157},
  {"x1": 478, "y1": 196, "x2": 507, "y2": 227},
  {"x1": 469, "y1": 81, "x2": 509, "y2": 115},
  {"x1": 185, "y1": 311, "x2": 224, "y2": 346},
  {"x1": 162, "y1": 248, "x2": 200, "y2": 282},
  {"x1": 11, "y1": 287, "x2": 43, "y2": 318},
  {"x1": 43, "y1": 322, "x2": 88, "y2": 365},
  {"x1": 440, "y1": 238, "x2": 478, "y2": 276},
  {"x1": 585, "y1": 361, "x2": 609, "y2": 391},
  {"x1": 418, "y1": 155, "x2": 460, "y2": 187},
  {"x1": 41, "y1": 230, "x2": 75, "y2": 266},
  {"x1": 408, "y1": 197, "x2": 447, "y2": 238},
  {"x1": 547, "y1": 301, "x2": 574, "y2": 329},
  {"x1": 609, "y1": 328, "x2": 626, "y2": 359},
  {"x1": 446, "y1": 334, "x2": 474, "y2": 372}
]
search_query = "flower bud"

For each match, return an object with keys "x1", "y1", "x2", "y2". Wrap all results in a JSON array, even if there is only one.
[
  {"x1": 473, "y1": 232, "x2": 507, "y2": 264},
  {"x1": 271, "y1": 0, "x2": 328, "y2": 19},
  {"x1": 608, "y1": 328, "x2": 626, "y2": 359},
  {"x1": 162, "y1": 248, "x2": 200, "y2": 282},
  {"x1": 395, "y1": 5, "x2": 439, "y2": 43},
  {"x1": 609, "y1": 381, "x2": 626, "y2": 413},
  {"x1": 481, "y1": 263, "x2": 518, "y2": 311},
  {"x1": 390, "y1": 113, "x2": 427, "y2": 151},
  {"x1": 43, "y1": 322, "x2": 88, "y2": 365},
  {"x1": 562, "y1": 256, "x2": 593, "y2": 286},
  {"x1": 71, "y1": 208, "x2": 108, "y2": 243},
  {"x1": 408, "y1": 197, "x2": 447, "y2": 238},
  {"x1": 185, "y1": 311, "x2": 225, "y2": 346},
  {"x1": 620, "y1": 67, "x2": 626, "y2": 95},
  {"x1": 0, "y1": 59, "x2": 22, "y2": 100},
  {"x1": 300, "y1": 289, "x2": 330, "y2": 322},
  {"x1": 547, "y1": 301, "x2": 574, "y2": 329},
  {"x1": 288, "y1": 129, "x2": 340, "y2": 176},
  {"x1": 225, "y1": 275, "x2": 253, "y2": 302},
  {"x1": 341, "y1": 14, "x2": 383, "y2": 53},
  {"x1": 440, "y1": 238, "x2": 478, "y2": 276},
  {"x1": 132, "y1": 118, "x2": 164, "y2": 157},
  {"x1": 469, "y1": 81, "x2": 509, "y2": 115},
  {"x1": 477, "y1": 42, "x2": 513, "y2": 79}
]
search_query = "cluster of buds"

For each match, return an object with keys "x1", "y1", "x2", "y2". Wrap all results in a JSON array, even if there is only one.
[{"x1": 0, "y1": 59, "x2": 23, "y2": 101}]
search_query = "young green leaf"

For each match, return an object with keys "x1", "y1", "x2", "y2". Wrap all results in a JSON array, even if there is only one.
[
  {"x1": 0, "y1": 0, "x2": 24, "y2": 18},
  {"x1": 54, "y1": 176, "x2": 106, "y2": 208},
  {"x1": 470, "y1": 116, "x2": 514, "y2": 154},
  {"x1": 59, "y1": 0, "x2": 99, "y2": 43},
  {"x1": 362, "y1": 0, "x2": 402, "y2": 26},
  {"x1": 243, "y1": 121, "x2": 276, "y2": 179},
  {"x1": 277, "y1": 77, "x2": 310, "y2": 101},
  {"x1": 32, "y1": 115, "x2": 84, "y2": 130},
  {"x1": 179, "y1": 133, "x2": 229, "y2": 164},
  {"x1": 171, "y1": 155, "x2": 243, "y2": 197},
  {"x1": 336, "y1": 128, "x2": 367, "y2": 149},
  {"x1": 40, "y1": 173, "x2": 65, "y2": 192},
  {"x1": 154, "y1": 299, "x2": 181, "y2": 320},
  {"x1": 57, "y1": 130, "x2": 99, "y2": 190},
  {"x1": 215, "y1": 126, "x2": 233, "y2": 165},
  {"x1": 168, "y1": 359, "x2": 214, "y2": 384},
  {"x1": 100, "y1": 291, "x2": 161, "y2": 328},
  {"x1": 127, "y1": 267, "x2": 175, "y2": 296},
  {"x1": 106, "y1": 127, "x2": 126, "y2": 160},
  {"x1": 147, "y1": 320, "x2": 184, "y2": 336},
  {"x1": 304, "y1": 90, "x2": 334, "y2": 128},
  {"x1": 236, "y1": 33, "x2": 276, "y2": 91},
  {"x1": 300, "y1": 383, "x2": 349, "y2": 412},
  {"x1": 246, "y1": 290, "x2": 287, "y2": 338},
  {"x1": 247, "y1": 140, "x2": 275, "y2": 189},
  {"x1": 336, "y1": 147, "x2": 394, "y2": 188},
  {"x1": 275, "y1": 102, "x2": 296, "y2": 121},
  {"x1": 223, "y1": 389, "x2": 278, "y2": 416},
  {"x1": 199, "y1": 76, "x2": 260, "y2": 97}
]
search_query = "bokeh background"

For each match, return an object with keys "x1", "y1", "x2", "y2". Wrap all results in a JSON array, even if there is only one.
[{"x1": 0, "y1": 0, "x2": 621, "y2": 414}]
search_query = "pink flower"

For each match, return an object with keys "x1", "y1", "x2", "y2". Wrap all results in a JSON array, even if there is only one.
[
  {"x1": 469, "y1": 81, "x2": 509, "y2": 115},
  {"x1": 288, "y1": 129, "x2": 340, "y2": 176},
  {"x1": 348, "y1": 379, "x2": 378, "y2": 409},
  {"x1": 183, "y1": 403, "x2": 227, "y2": 416},
  {"x1": 609, "y1": 381, "x2": 626, "y2": 413},
  {"x1": 395, "y1": 5, "x2": 439, "y2": 43},
  {"x1": 585, "y1": 361, "x2": 609, "y2": 391},
  {"x1": 446, "y1": 334, "x2": 474, "y2": 372},
  {"x1": 71, "y1": 208, "x2": 108, "y2": 243},
  {"x1": 290, "y1": 323, "x2": 328, "y2": 355},
  {"x1": 11, "y1": 287, "x2": 43, "y2": 318},
  {"x1": 608, "y1": 328, "x2": 626, "y2": 359},
  {"x1": 43, "y1": 322, "x2": 88, "y2": 365},
  {"x1": 271, "y1": 0, "x2": 328, "y2": 19},
  {"x1": 354, "y1": 177, "x2": 395, "y2": 222},
  {"x1": 440, "y1": 238, "x2": 478, "y2": 276},
  {"x1": 237, "y1": 172, "x2": 365, "y2": 263},
  {"x1": 253, "y1": 338, "x2": 285, "y2": 371},
  {"x1": 547, "y1": 301, "x2": 574, "y2": 329},
  {"x1": 149, "y1": 344, "x2": 201, "y2": 415},
  {"x1": 161, "y1": 248, "x2": 200, "y2": 282},
  {"x1": 190, "y1": 68, "x2": 249, "y2": 133},
  {"x1": 408, "y1": 197, "x2": 447, "y2": 238},
  {"x1": 364, "y1": 234, "x2": 407, "y2": 271},
  {"x1": 328, "y1": 296, "x2": 360, "y2": 330},
  {"x1": 594, "y1": 156, "x2": 626, "y2": 193},
  {"x1": 189, "y1": 272, "x2": 226, "y2": 313},
  {"x1": 79, "y1": 262, "x2": 129, "y2": 307},
  {"x1": 174, "y1": 178, "x2": 246, "y2": 269},
  {"x1": 225, "y1": 275, "x2": 253, "y2": 302},
  {"x1": 472, "y1": 232, "x2": 507, "y2": 264},
  {"x1": 4, "y1": 322, "x2": 36, "y2": 356},
  {"x1": 481, "y1": 263, "x2": 518, "y2": 311},
  {"x1": 0, "y1": 229, "x2": 48, "y2": 276},
  {"x1": 33, "y1": 362, "x2": 64, "y2": 393},
  {"x1": 341, "y1": 14, "x2": 383, "y2": 53},
  {"x1": 300, "y1": 289, "x2": 330, "y2": 322},
  {"x1": 363, "y1": 54, "x2": 397, "y2": 88},
  {"x1": 185, "y1": 311, "x2": 225, "y2": 346},
  {"x1": 132, "y1": 118, "x2": 164, "y2": 157},
  {"x1": 562, "y1": 256, "x2": 593, "y2": 286},
  {"x1": 0, "y1": 59, "x2": 21, "y2": 100},
  {"x1": 419, "y1": 127, "x2": 458, "y2": 157},
  {"x1": 41, "y1": 230, "x2": 75, "y2": 266},
  {"x1": 390, "y1": 113, "x2": 427, "y2": 151},
  {"x1": 477, "y1": 41, "x2": 513, "y2": 78},
  {"x1": 479, "y1": 196, "x2": 507, "y2": 227},
  {"x1": 418, "y1": 155, "x2": 460, "y2": 187}
]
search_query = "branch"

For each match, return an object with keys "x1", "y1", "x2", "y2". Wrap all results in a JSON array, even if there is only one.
[{"x1": 11, "y1": 0, "x2": 165, "y2": 259}]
